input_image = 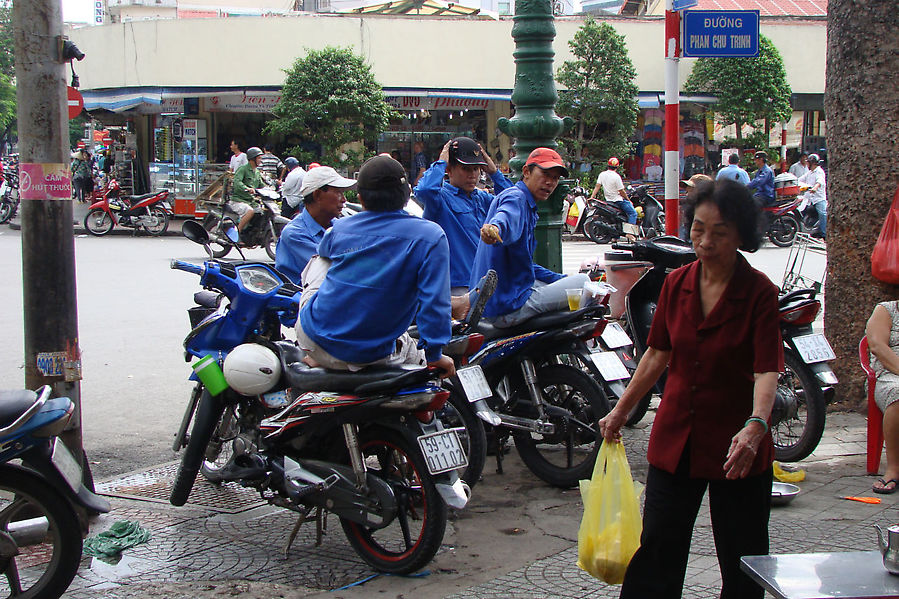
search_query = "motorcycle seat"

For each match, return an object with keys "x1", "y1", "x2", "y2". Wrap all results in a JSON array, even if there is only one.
[
  {"x1": 0, "y1": 390, "x2": 38, "y2": 428},
  {"x1": 274, "y1": 342, "x2": 434, "y2": 394},
  {"x1": 125, "y1": 192, "x2": 161, "y2": 203},
  {"x1": 475, "y1": 306, "x2": 604, "y2": 341}
]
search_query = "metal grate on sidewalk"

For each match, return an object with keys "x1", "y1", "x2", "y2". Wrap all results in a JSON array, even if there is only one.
[{"x1": 96, "y1": 461, "x2": 266, "y2": 514}]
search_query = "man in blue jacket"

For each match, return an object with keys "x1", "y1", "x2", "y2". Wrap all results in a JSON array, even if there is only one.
[
  {"x1": 747, "y1": 151, "x2": 775, "y2": 205},
  {"x1": 415, "y1": 137, "x2": 513, "y2": 294},
  {"x1": 471, "y1": 147, "x2": 589, "y2": 328},
  {"x1": 297, "y1": 155, "x2": 455, "y2": 378}
]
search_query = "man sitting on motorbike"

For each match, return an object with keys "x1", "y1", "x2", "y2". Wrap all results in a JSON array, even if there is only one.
[
  {"x1": 590, "y1": 157, "x2": 637, "y2": 225},
  {"x1": 415, "y1": 137, "x2": 513, "y2": 295},
  {"x1": 275, "y1": 166, "x2": 355, "y2": 284},
  {"x1": 747, "y1": 150, "x2": 775, "y2": 206},
  {"x1": 231, "y1": 146, "x2": 266, "y2": 233},
  {"x1": 471, "y1": 148, "x2": 590, "y2": 327},
  {"x1": 297, "y1": 155, "x2": 455, "y2": 378}
]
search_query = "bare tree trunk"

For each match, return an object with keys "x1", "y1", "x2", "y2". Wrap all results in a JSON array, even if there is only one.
[
  {"x1": 735, "y1": 121, "x2": 743, "y2": 142},
  {"x1": 825, "y1": 0, "x2": 899, "y2": 409}
]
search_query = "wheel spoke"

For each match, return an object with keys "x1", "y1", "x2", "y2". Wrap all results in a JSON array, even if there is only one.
[
  {"x1": 396, "y1": 495, "x2": 414, "y2": 550},
  {"x1": 4, "y1": 558, "x2": 23, "y2": 596}
]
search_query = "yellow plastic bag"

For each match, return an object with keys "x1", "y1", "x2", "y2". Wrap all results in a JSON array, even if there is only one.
[{"x1": 576, "y1": 441, "x2": 643, "y2": 584}]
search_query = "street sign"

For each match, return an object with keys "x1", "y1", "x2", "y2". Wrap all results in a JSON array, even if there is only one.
[
  {"x1": 672, "y1": 0, "x2": 698, "y2": 11},
  {"x1": 66, "y1": 86, "x2": 84, "y2": 120},
  {"x1": 682, "y1": 10, "x2": 760, "y2": 58}
]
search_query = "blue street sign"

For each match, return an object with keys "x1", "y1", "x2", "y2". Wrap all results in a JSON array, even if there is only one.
[
  {"x1": 672, "y1": 0, "x2": 699, "y2": 11},
  {"x1": 682, "y1": 10, "x2": 760, "y2": 58}
]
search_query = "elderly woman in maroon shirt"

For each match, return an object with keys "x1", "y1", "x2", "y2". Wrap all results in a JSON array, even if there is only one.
[{"x1": 600, "y1": 179, "x2": 783, "y2": 599}]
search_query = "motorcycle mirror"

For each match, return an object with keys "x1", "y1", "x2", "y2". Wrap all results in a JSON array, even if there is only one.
[
  {"x1": 182, "y1": 219, "x2": 210, "y2": 245},
  {"x1": 224, "y1": 226, "x2": 240, "y2": 244}
]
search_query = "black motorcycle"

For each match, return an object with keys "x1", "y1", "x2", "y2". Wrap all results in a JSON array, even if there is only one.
[
  {"x1": 583, "y1": 184, "x2": 665, "y2": 245},
  {"x1": 197, "y1": 188, "x2": 289, "y2": 260},
  {"x1": 0, "y1": 154, "x2": 19, "y2": 225}
]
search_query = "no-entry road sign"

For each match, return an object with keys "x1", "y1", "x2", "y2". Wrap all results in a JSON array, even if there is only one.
[
  {"x1": 67, "y1": 86, "x2": 84, "y2": 120},
  {"x1": 682, "y1": 10, "x2": 760, "y2": 58}
]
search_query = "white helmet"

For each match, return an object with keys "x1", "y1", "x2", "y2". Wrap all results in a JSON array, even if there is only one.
[{"x1": 223, "y1": 344, "x2": 281, "y2": 395}]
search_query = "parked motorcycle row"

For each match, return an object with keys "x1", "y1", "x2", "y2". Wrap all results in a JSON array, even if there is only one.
[
  {"x1": 0, "y1": 154, "x2": 19, "y2": 225},
  {"x1": 563, "y1": 183, "x2": 665, "y2": 244}
]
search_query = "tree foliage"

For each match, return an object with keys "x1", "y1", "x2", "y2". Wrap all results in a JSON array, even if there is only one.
[
  {"x1": 0, "y1": 2, "x2": 15, "y2": 146},
  {"x1": 266, "y1": 47, "x2": 395, "y2": 171},
  {"x1": 684, "y1": 35, "x2": 792, "y2": 139},
  {"x1": 556, "y1": 19, "x2": 639, "y2": 164}
]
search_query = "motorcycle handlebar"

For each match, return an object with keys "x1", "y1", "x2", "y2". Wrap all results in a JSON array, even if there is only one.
[
  {"x1": 170, "y1": 259, "x2": 204, "y2": 276},
  {"x1": 611, "y1": 242, "x2": 636, "y2": 251}
]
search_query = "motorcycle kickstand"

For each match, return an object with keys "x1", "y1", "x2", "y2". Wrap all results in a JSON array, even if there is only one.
[
  {"x1": 494, "y1": 432, "x2": 510, "y2": 475},
  {"x1": 284, "y1": 505, "x2": 318, "y2": 558}
]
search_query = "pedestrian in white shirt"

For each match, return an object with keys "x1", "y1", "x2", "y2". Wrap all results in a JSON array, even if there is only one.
[
  {"x1": 229, "y1": 139, "x2": 248, "y2": 173},
  {"x1": 280, "y1": 157, "x2": 306, "y2": 219},
  {"x1": 799, "y1": 153, "x2": 826, "y2": 239},
  {"x1": 789, "y1": 152, "x2": 809, "y2": 179}
]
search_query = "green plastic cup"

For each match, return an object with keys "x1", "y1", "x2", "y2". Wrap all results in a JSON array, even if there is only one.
[{"x1": 193, "y1": 355, "x2": 228, "y2": 395}]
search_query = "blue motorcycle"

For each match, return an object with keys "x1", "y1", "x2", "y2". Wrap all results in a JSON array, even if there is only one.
[
  {"x1": 169, "y1": 221, "x2": 468, "y2": 574},
  {"x1": 0, "y1": 385, "x2": 110, "y2": 598}
]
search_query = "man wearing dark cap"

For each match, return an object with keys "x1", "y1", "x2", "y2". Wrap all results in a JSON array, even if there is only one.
[
  {"x1": 415, "y1": 137, "x2": 513, "y2": 294},
  {"x1": 470, "y1": 147, "x2": 589, "y2": 327},
  {"x1": 297, "y1": 155, "x2": 455, "y2": 377},
  {"x1": 747, "y1": 150, "x2": 775, "y2": 206}
]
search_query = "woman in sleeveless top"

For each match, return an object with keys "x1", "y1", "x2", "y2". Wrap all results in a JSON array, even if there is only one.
[{"x1": 865, "y1": 300, "x2": 899, "y2": 493}]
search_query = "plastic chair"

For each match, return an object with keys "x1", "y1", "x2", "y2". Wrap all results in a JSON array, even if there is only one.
[{"x1": 860, "y1": 336, "x2": 884, "y2": 475}]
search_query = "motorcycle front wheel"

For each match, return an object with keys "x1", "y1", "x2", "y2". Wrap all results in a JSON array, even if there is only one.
[
  {"x1": 512, "y1": 365, "x2": 608, "y2": 488},
  {"x1": 84, "y1": 209, "x2": 114, "y2": 236},
  {"x1": 340, "y1": 427, "x2": 447, "y2": 574},
  {"x1": 768, "y1": 215, "x2": 799, "y2": 248},
  {"x1": 0, "y1": 201, "x2": 12, "y2": 224},
  {"x1": 143, "y1": 206, "x2": 170, "y2": 236},
  {"x1": 263, "y1": 229, "x2": 277, "y2": 261},
  {"x1": 583, "y1": 214, "x2": 615, "y2": 245},
  {"x1": 199, "y1": 406, "x2": 239, "y2": 483},
  {"x1": 435, "y1": 388, "x2": 487, "y2": 488},
  {"x1": 201, "y1": 215, "x2": 232, "y2": 258},
  {"x1": 170, "y1": 387, "x2": 226, "y2": 506},
  {"x1": 772, "y1": 351, "x2": 827, "y2": 462},
  {"x1": 0, "y1": 464, "x2": 84, "y2": 599}
]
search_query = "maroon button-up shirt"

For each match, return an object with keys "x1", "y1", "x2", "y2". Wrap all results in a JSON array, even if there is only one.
[{"x1": 646, "y1": 253, "x2": 783, "y2": 479}]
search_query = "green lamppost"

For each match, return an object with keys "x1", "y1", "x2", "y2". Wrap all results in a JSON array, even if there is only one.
[{"x1": 497, "y1": 0, "x2": 573, "y2": 272}]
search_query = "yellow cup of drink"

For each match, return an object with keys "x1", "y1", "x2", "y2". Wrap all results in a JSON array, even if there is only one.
[{"x1": 566, "y1": 289, "x2": 582, "y2": 311}]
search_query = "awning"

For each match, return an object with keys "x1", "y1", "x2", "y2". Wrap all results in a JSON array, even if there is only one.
[
  {"x1": 343, "y1": 0, "x2": 497, "y2": 18},
  {"x1": 384, "y1": 88, "x2": 512, "y2": 102},
  {"x1": 82, "y1": 90, "x2": 162, "y2": 113}
]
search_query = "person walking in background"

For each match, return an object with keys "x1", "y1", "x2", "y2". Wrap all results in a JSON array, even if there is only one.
[
  {"x1": 716, "y1": 153, "x2": 750, "y2": 186},
  {"x1": 799, "y1": 153, "x2": 827, "y2": 239},
  {"x1": 866, "y1": 300, "x2": 899, "y2": 494},
  {"x1": 70, "y1": 148, "x2": 93, "y2": 202},
  {"x1": 411, "y1": 141, "x2": 428, "y2": 186},
  {"x1": 415, "y1": 137, "x2": 513, "y2": 294},
  {"x1": 590, "y1": 157, "x2": 637, "y2": 225},
  {"x1": 789, "y1": 152, "x2": 809, "y2": 179},
  {"x1": 600, "y1": 179, "x2": 782, "y2": 599},
  {"x1": 259, "y1": 145, "x2": 284, "y2": 182},
  {"x1": 747, "y1": 151, "x2": 775, "y2": 206},
  {"x1": 228, "y1": 139, "x2": 247, "y2": 173},
  {"x1": 279, "y1": 157, "x2": 306, "y2": 219}
]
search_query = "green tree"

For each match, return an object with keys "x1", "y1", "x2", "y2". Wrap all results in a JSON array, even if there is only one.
[
  {"x1": 556, "y1": 19, "x2": 639, "y2": 165},
  {"x1": 0, "y1": 1, "x2": 15, "y2": 149},
  {"x1": 684, "y1": 35, "x2": 792, "y2": 141},
  {"x1": 266, "y1": 47, "x2": 395, "y2": 171}
]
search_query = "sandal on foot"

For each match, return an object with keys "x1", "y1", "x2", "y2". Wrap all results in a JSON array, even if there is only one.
[{"x1": 873, "y1": 478, "x2": 899, "y2": 494}]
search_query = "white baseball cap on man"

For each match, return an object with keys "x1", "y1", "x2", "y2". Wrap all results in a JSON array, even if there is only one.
[{"x1": 298, "y1": 166, "x2": 356, "y2": 198}]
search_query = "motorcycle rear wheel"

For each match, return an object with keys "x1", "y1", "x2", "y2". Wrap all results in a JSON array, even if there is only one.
[
  {"x1": 512, "y1": 365, "x2": 608, "y2": 488},
  {"x1": 170, "y1": 387, "x2": 226, "y2": 506},
  {"x1": 263, "y1": 229, "x2": 277, "y2": 261},
  {"x1": 340, "y1": 427, "x2": 447, "y2": 574},
  {"x1": 0, "y1": 201, "x2": 12, "y2": 224},
  {"x1": 143, "y1": 206, "x2": 170, "y2": 236},
  {"x1": 435, "y1": 388, "x2": 487, "y2": 488},
  {"x1": 583, "y1": 215, "x2": 615, "y2": 245},
  {"x1": 768, "y1": 215, "x2": 799, "y2": 248},
  {"x1": 84, "y1": 209, "x2": 114, "y2": 236},
  {"x1": 0, "y1": 464, "x2": 83, "y2": 599},
  {"x1": 772, "y1": 351, "x2": 827, "y2": 462}
]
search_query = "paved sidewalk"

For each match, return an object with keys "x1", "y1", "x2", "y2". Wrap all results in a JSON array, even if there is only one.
[{"x1": 64, "y1": 409, "x2": 883, "y2": 599}]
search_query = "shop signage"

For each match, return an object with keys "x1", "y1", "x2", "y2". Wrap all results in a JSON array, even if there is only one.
[
  {"x1": 682, "y1": 10, "x2": 759, "y2": 58},
  {"x1": 204, "y1": 94, "x2": 281, "y2": 113},
  {"x1": 94, "y1": 0, "x2": 105, "y2": 24},
  {"x1": 183, "y1": 119, "x2": 198, "y2": 140},
  {"x1": 139, "y1": 98, "x2": 185, "y2": 115},
  {"x1": 19, "y1": 163, "x2": 72, "y2": 201},
  {"x1": 67, "y1": 86, "x2": 84, "y2": 120},
  {"x1": 386, "y1": 96, "x2": 490, "y2": 111}
]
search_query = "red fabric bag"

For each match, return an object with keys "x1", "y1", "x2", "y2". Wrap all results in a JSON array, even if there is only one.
[{"x1": 872, "y1": 182, "x2": 899, "y2": 284}]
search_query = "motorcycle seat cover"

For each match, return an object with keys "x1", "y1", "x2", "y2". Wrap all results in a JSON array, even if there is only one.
[
  {"x1": 0, "y1": 390, "x2": 38, "y2": 428},
  {"x1": 125, "y1": 192, "x2": 161, "y2": 203},
  {"x1": 476, "y1": 307, "x2": 600, "y2": 341},
  {"x1": 274, "y1": 342, "x2": 429, "y2": 393}
]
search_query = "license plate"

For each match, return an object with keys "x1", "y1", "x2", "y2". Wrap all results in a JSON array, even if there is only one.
[
  {"x1": 456, "y1": 365, "x2": 492, "y2": 402},
  {"x1": 50, "y1": 439, "x2": 83, "y2": 493},
  {"x1": 793, "y1": 333, "x2": 835, "y2": 364},
  {"x1": 417, "y1": 429, "x2": 468, "y2": 475},
  {"x1": 599, "y1": 322, "x2": 632, "y2": 349},
  {"x1": 590, "y1": 351, "x2": 631, "y2": 381}
]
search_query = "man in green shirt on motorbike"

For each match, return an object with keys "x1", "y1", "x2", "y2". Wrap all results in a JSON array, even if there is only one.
[{"x1": 231, "y1": 146, "x2": 265, "y2": 232}]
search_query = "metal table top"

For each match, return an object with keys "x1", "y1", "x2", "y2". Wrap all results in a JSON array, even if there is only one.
[{"x1": 741, "y1": 551, "x2": 899, "y2": 599}]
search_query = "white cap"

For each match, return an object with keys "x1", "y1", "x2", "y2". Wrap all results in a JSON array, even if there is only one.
[{"x1": 298, "y1": 166, "x2": 356, "y2": 198}]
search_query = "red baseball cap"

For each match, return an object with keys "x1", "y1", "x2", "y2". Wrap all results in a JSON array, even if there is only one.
[{"x1": 525, "y1": 148, "x2": 569, "y2": 177}]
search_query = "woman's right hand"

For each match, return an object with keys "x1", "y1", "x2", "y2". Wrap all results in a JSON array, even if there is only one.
[{"x1": 599, "y1": 407, "x2": 627, "y2": 442}]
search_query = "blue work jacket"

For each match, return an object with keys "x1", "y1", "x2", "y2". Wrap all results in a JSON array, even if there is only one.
[
  {"x1": 747, "y1": 164, "x2": 775, "y2": 202},
  {"x1": 299, "y1": 211, "x2": 451, "y2": 364},
  {"x1": 415, "y1": 160, "x2": 513, "y2": 288},
  {"x1": 469, "y1": 181, "x2": 564, "y2": 318},
  {"x1": 275, "y1": 209, "x2": 330, "y2": 284}
]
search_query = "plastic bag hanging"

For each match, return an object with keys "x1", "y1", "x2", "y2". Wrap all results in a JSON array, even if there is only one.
[
  {"x1": 576, "y1": 441, "x2": 643, "y2": 584},
  {"x1": 871, "y1": 182, "x2": 899, "y2": 284}
]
